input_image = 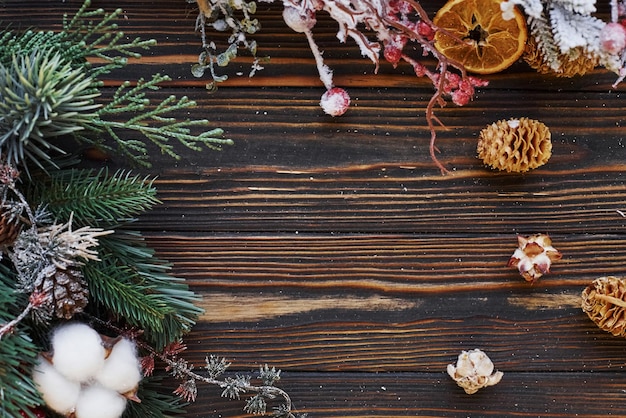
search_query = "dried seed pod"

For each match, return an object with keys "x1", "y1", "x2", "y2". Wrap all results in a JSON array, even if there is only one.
[
  {"x1": 447, "y1": 349, "x2": 503, "y2": 394},
  {"x1": 582, "y1": 276, "x2": 626, "y2": 337},
  {"x1": 524, "y1": 36, "x2": 598, "y2": 78},
  {"x1": 508, "y1": 234, "x2": 562, "y2": 283},
  {"x1": 477, "y1": 118, "x2": 552, "y2": 173}
]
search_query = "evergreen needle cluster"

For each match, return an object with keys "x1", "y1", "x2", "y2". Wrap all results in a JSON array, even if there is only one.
[
  {"x1": 0, "y1": 0, "x2": 232, "y2": 172},
  {"x1": 0, "y1": 2, "x2": 302, "y2": 417},
  {"x1": 0, "y1": 1, "x2": 233, "y2": 417}
]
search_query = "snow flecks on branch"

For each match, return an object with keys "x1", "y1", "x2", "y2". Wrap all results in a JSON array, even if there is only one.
[{"x1": 505, "y1": 0, "x2": 626, "y2": 85}]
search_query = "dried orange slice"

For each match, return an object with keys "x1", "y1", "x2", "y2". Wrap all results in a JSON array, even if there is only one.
[{"x1": 433, "y1": 0, "x2": 527, "y2": 74}]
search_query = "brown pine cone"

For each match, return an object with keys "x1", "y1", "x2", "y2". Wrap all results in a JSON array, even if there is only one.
[
  {"x1": 0, "y1": 210, "x2": 21, "y2": 246},
  {"x1": 477, "y1": 117, "x2": 552, "y2": 173},
  {"x1": 582, "y1": 276, "x2": 626, "y2": 337},
  {"x1": 40, "y1": 266, "x2": 90, "y2": 319}
]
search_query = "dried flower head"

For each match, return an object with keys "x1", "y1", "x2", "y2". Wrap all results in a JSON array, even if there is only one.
[
  {"x1": 508, "y1": 233, "x2": 562, "y2": 283},
  {"x1": 447, "y1": 349, "x2": 503, "y2": 394},
  {"x1": 37, "y1": 215, "x2": 113, "y2": 269},
  {"x1": 581, "y1": 276, "x2": 626, "y2": 337},
  {"x1": 477, "y1": 117, "x2": 552, "y2": 173}
]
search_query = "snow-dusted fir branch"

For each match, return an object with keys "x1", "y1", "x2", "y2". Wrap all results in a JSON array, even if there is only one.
[
  {"x1": 0, "y1": 161, "x2": 112, "y2": 336},
  {"x1": 503, "y1": 0, "x2": 626, "y2": 82},
  {"x1": 142, "y1": 341, "x2": 306, "y2": 417}
]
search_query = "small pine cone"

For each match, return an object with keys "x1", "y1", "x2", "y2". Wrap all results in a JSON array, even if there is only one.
[
  {"x1": 582, "y1": 276, "x2": 626, "y2": 337},
  {"x1": 477, "y1": 118, "x2": 552, "y2": 173},
  {"x1": 524, "y1": 37, "x2": 598, "y2": 78},
  {"x1": 0, "y1": 210, "x2": 21, "y2": 246},
  {"x1": 40, "y1": 267, "x2": 89, "y2": 319}
]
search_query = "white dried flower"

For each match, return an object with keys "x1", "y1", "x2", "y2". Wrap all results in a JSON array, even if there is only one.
[
  {"x1": 96, "y1": 338, "x2": 142, "y2": 394},
  {"x1": 74, "y1": 384, "x2": 128, "y2": 418},
  {"x1": 38, "y1": 213, "x2": 113, "y2": 269},
  {"x1": 508, "y1": 233, "x2": 562, "y2": 283},
  {"x1": 51, "y1": 322, "x2": 106, "y2": 382},
  {"x1": 447, "y1": 349, "x2": 503, "y2": 394},
  {"x1": 32, "y1": 355, "x2": 81, "y2": 415}
]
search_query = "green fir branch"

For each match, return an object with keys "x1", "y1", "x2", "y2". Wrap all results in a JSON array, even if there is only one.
[
  {"x1": 0, "y1": 50, "x2": 102, "y2": 171},
  {"x1": 27, "y1": 168, "x2": 160, "y2": 227},
  {"x1": 0, "y1": 266, "x2": 43, "y2": 418},
  {"x1": 83, "y1": 255, "x2": 174, "y2": 338},
  {"x1": 86, "y1": 230, "x2": 203, "y2": 349},
  {"x1": 0, "y1": 0, "x2": 231, "y2": 170}
]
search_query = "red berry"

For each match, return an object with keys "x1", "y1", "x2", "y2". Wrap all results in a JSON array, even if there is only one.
[
  {"x1": 417, "y1": 21, "x2": 435, "y2": 40},
  {"x1": 600, "y1": 22, "x2": 626, "y2": 54},
  {"x1": 384, "y1": 45, "x2": 402, "y2": 65},
  {"x1": 320, "y1": 87, "x2": 350, "y2": 117}
]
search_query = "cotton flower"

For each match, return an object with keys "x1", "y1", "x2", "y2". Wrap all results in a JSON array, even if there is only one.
[
  {"x1": 74, "y1": 384, "x2": 128, "y2": 418},
  {"x1": 33, "y1": 323, "x2": 142, "y2": 418},
  {"x1": 508, "y1": 233, "x2": 562, "y2": 283},
  {"x1": 32, "y1": 356, "x2": 81, "y2": 415},
  {"x1": 96, "y1": 338, "x2": 142, "y2": 394},
  {"x1": 51, "y1": 322, "x2": 106, "y2": 382},
  {"x1": 447, "y1": 349, "x2": 503, "y2": 394}
]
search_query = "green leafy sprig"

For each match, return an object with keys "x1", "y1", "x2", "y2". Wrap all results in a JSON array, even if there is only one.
[
  {"x1": 84, "y1": 230, "x2": 203, "y2": 350},
  {"x1": 89, "y1": 75, "x2": 231, "y2": 166}
]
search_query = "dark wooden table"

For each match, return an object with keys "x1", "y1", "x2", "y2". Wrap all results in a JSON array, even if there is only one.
[{"x1": 5, "y1": 0, "x2": 626, "y2": 416}]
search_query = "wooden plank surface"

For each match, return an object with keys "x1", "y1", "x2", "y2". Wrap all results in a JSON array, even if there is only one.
[{"x1": 5, "y1": 0, "x2": 626, "y2": 417}]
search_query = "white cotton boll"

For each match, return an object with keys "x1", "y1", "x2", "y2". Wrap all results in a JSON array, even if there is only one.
[
  {"x1": 51, "y1": 322, "x2": 105, "y2": 382},
  {"x1": 32, "y1": 356, "x2": 81, "y2": 414},
  {"x1": 96, "y1": 338, "x2": 142, "y2": 393},
  {"x1": 75, "y1": 384, "x2": 128, "y2": 418}
]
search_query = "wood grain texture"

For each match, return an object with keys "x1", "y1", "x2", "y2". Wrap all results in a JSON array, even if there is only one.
[{"x1": 4, "y1": 0, "x2": 626, "y2": 416}]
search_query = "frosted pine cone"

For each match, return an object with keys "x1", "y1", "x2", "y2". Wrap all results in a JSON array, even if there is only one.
[
  {"x1": 40, "y1": 266, "x2": 89, "y2": 319},
  {"x1": 447, "y1": 349, "x2": 503, "y2": 394},
  {"x1": 582, "y1": 276, "x2": 626, "y2": 337},
  {"x1": 477, "y1": 117, "x2": 552, "y2": 173},
  {"x1": 524, "y1": 37, "x2": 598, "y2": 78},
  {"x1": 508, "y1": 234, "x2": 562, "y2": 283}
]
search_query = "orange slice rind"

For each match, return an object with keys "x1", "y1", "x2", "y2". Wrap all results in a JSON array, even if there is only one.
[{"x1": 433, "y1": 0, "x2": 528, "y2": 74}]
